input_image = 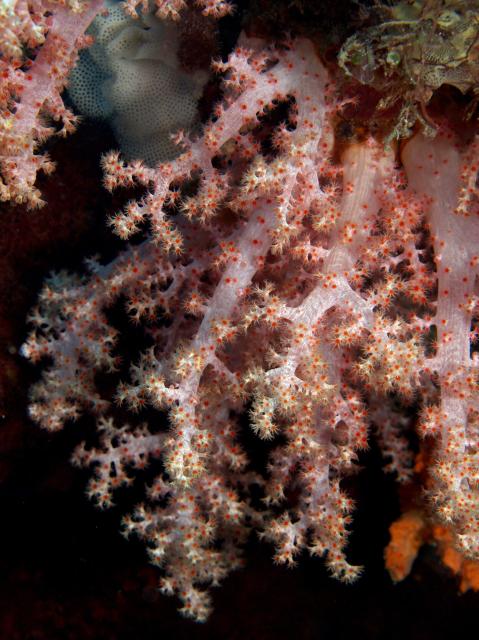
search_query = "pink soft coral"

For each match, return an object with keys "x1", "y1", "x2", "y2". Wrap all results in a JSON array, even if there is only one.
[
  {"x1": 0, "y1": 0, "x2": 103, "y2": 208},
  {"x1": 21, "y1": 35, "x2": 479, "y2": 620}
]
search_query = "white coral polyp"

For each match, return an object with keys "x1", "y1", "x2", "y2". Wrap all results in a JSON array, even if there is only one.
[{"x1": 68, "y1": 0, "x2": 208, "y2": 165}]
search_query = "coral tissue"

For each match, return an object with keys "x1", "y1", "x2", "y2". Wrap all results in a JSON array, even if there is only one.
[{"x1": 20, "y1": 32, "x2": 479, "y2": 620}]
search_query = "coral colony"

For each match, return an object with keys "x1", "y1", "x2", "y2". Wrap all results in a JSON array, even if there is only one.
[{"x1": 2, "y1": 0, "x2": 479, "y2": 621}]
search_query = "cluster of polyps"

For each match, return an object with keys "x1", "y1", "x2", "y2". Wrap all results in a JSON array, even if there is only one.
[
  {"x1": 0, "y1": 0, "x2": 104, "y2": 208},
  {"x1": 22, "y1": 35, "x2": 479, "y2": 620}
]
